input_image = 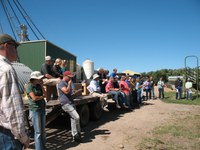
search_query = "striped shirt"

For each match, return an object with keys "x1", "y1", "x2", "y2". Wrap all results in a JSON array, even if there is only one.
[{"x1": 0, "y1": 55, "x2": 29, "y2": 144}]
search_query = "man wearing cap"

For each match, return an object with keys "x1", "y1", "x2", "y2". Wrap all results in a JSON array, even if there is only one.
[
  {"x1": 26, "y1": 71, "x2": 46, "y2": 150},
  {"x1": 0, "y1": 34, "x2": 29, "y2": 149},
  {"x1": 58, "y1": 71, "x2": 82, "y2": 142},
  {"x1": 41, "y1": 55, "x2": 60, "y2": 100},
  {"x1": 87, "y1": 74, "x2": 109, "y2": 112}
]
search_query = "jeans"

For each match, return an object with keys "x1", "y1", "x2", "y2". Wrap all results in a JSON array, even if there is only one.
[
  {"x1": 137, "y1": 90, "x2": 142, "y2": 104},
  {"x1": 186, "y1": 89, "x2": 192, "y2": 100},
  {"x1": 0, "y1": 129, "x2": 23, "y2": 150},
  {"x1": 108, "y1": 91, "x2": 120, "y2": 106},
  {"x1": 158, "y1": 88, "x2": 164, "y2": 99},
  {"x1": 119, "y1": 92, "x2": 127, "y2": 104},
  {"x1": 145, "y1": 88, "x2": 151, "y2": 100},
  {"x1": 176, "y1": 87, "x2": 182, "y2": 99},
  {"x1": 151, "y1": 87, "x2": 155, "y2": 98},
  {"x1": 62, "y1": 103, "x2": 81, "y2": 137},
  {"x1": 31, "y1": 109, "x2": 46, "y2": 150}
]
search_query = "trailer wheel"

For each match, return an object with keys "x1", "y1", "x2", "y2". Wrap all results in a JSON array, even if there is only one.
[
  {"x1": 90, "y1": 100, "x2": 103, "y2": 121},
  {"x1": 78, "y1": 104, "x2": 90, "y2": 127}
]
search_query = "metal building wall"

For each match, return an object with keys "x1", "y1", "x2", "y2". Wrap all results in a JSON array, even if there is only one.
[
  {"x1": 46, "y1": 42, "x2": 76, "y2": 72},
  {"x1": 17, "y1": 40, "x2": 77, "y2": 73},
  {"x1": 17, "y1": 40, "x2": 46, "y2": 71}
]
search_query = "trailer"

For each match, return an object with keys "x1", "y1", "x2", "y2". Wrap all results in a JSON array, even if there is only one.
[{"x1": 23, "y1": 91, "x2": 106, "y2": 131}]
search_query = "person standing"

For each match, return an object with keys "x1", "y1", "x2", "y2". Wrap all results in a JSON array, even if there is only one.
[
  {"x1": 150, "y1": 76, "x2": 155, "y2": 99},
  {"x1": 26, "y1": 71, "x2": 46, "y2": 150},
  {"x1": 175, "y1": 77, "x2": 183, "y2": 100},
  {"x1": 135, "y1": 77, "x2": 143, "y2": 107},
  {"x1": 0, "y1": 34, "x2": 29, "y2": 149},
  {"x1": 157, "y1": 77, "x2": 165, "y2": 99},
  {"x1": 58, "y1": 71, "x2": 82, "y2": 142},
  {"x1": 185, "y1": 78, "x2": 193, "y2": 100}
]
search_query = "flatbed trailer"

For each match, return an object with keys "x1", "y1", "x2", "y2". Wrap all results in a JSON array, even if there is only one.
[{"x1": 24, "y1": 95, "x2": 104, "y2": 130}]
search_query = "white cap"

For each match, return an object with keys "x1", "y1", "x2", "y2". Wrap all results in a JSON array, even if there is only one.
[
  {"x1": 45, "y1": 56, "x2": 51, "y2": 61},
  {"x1": 30, "y1": 71, "x2": 44, "y2": 80},
  {"x1": 93, "y1": 74, "x2": 99, "y2": 79}
]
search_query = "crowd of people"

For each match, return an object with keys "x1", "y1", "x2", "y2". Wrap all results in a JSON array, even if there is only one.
[{"x1": 0, "y1": 33, "x2": 195, "y2": 150}]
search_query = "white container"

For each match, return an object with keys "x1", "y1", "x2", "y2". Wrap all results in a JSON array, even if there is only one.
[{"x1": 83, "y1": 59, "x2": 94, "y2": 80}]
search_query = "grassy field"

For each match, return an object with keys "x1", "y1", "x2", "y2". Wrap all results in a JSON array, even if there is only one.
[
  {"x1": 137, "y1": 91, "x2": 200, "y2": 150},
  {"x1": 164, "y1": 91, "x2": 200, "y2": 105}
]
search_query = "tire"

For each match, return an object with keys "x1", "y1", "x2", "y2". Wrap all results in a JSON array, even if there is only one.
[
  {"x1": 78, "y1": 104, "x2": 90, "y2": 127},
  {"x1": 89, "y1": 100, "x2": 103, "y2": 121}
]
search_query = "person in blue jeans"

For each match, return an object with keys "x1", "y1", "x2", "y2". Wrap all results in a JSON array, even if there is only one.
[
  {"x1": 157, "y1": 77, "x2": 165, "y2": 99},
  {"x1": 58, "y1": 71, "x2": 82, "y2": 142},
  {"x1": 135, "y1": 77, "x2": 143, "y2": 107},
  {"x1": 0, "y1": 34, "x2": 29, "y2": 150},
  {"x1": 175, "y1": 77, "x2": 183, "y2": 100},
  {"x1": 26, "y1": 71, "x2": 47, "y2": 150},
  {"x1": 185, "y1": 78, "x2": 193, "y2": 100}
]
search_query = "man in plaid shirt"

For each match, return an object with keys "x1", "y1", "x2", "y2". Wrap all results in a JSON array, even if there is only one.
[{"x1": 0, "y1": 34, "x2": 29, "y2": 149}]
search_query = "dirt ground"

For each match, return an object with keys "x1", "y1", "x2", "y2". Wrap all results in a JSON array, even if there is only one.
[
  {"x1": 28, "y1": 101, "x2": 200, "y2": 150},
  {"x1": 27, "y1": 88, "x2": 200, "y2": 150}
]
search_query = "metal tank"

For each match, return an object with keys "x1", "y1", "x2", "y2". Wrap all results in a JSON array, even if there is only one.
[
  {"x1": 12, "y1": 62, "x2": 33, "y2": 94},
  {"x1": 82, "y1": 59, "x2": 94, "y2": 81}
]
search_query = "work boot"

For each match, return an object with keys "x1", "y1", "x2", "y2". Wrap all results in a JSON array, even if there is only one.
[{"x1": 73, "y1": 133, "x2": 82, "y2": 143}]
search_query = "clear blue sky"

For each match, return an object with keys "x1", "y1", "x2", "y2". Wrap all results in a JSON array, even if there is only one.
[{"x1": 1, "y1": 0, "x2": 200, "y2": 73}]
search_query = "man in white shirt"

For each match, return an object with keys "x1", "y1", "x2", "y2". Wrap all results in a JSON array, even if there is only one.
[
  {"x1": 88, "y1": 74, "x2": 109, "y2": 111},
  {"x1": 185, "y1": 78, "x2": 193, "y2": 100}
]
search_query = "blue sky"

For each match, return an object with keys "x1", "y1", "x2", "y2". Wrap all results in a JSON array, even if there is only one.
[{"x1": 1, "y1": 0, "x2": 200, "y2": 73}]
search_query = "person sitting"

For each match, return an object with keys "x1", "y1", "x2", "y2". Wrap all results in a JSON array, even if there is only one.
[
  {"x1": 105, "y1": 76, "x2": 128, "y2": 109},
  {"x1": 61, "y1": 59, "x2": 68, "y2": 74},
  {"x1": 120, "y1": 75, "x2": 132, "y2": 109},
  {"x1": 87, "y1": 74, "x2": 109, "y2": 112},
  {"x1": 97, "y1": 68, "x2": 107, "y2": 93},
  {"x1": 53, "y1": 58, "x2": 63, "y2": 78},
  {"x1": 58, "y1": 71, "x2": 82, "y2": 142},
  {"x1": 40, "y1": 56, "x2": 60, "y2": 100}
]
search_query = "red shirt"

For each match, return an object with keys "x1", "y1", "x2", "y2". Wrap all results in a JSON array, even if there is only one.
[
  {"x1": 120, "y1": 81, "x2": 130, "y2": 95},
  {"x1": 106, "y1": 81, "x2": 114, "y2": 93}
]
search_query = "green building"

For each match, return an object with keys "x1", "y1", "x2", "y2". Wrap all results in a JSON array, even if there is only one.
[{"x1": 17, "y1": 40, "x2": 76, "y2": 72}]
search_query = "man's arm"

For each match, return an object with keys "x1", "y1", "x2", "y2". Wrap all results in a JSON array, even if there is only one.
[{"x1": 1, "y1": 70, "x2": 29, "y2": 147}]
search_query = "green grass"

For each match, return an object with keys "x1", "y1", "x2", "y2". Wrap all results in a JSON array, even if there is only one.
[
  {"x1": 162, "y1": 91, "x2": 200, "y2": 106},
  {"x1": 137, "y1": 115, "x2": 200, "y2": 150},
  {"x1": 137, "y1": 90, "x2": 200, "y2": 150}
]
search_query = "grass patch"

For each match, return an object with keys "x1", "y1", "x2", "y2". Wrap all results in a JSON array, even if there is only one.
[
  {"x1": 137, "y1": 115, "x2": 200, "y2": 150},
  {"x1": 162, "y1": 91, "x2": 200, "y2": 106}
]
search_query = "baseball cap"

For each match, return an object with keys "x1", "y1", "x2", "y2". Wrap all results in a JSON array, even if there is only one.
[
  {"x1": 30, "y1": 71, "x2": 44, "y2": 80},
  {"x1": 63, "y1": 71, "x2": 74, "y2": 77},
  {"x1": 45, "y1": 56, "x2": 51, "y2": 61},
  {"x1": 0, "y1": 34, "x2": 20, "y2": 46}
]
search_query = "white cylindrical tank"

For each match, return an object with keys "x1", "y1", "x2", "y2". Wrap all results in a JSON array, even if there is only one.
[{"x1": 83, "y1": 59, "x2": 94, "y2": 80}]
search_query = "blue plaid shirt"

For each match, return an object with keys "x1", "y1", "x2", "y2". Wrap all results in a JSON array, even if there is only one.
[{"x1": 0, "y1": 55, "x2": 29, "y2": 144}]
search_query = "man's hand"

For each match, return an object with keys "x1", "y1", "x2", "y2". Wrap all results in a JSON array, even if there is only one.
[{"x1": 24, "y1": 138, "x2": 30, "y2": 149}]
